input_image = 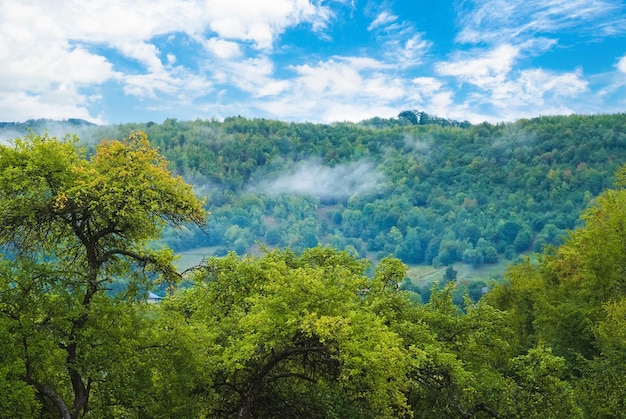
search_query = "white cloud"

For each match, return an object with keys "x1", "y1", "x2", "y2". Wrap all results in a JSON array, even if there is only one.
[
  {"x1": 487, "y1": 68, "x2": 587, "y2": 113},
  {"x1": 617, "y1": 55, "x2": 626, "y2": 73},
  {"x1": 436, "y1": 44, "x2": 519, "y2": 86},
  {"x1": 412, "y1": 77, "x2": 443, "y2": 94},
  {"x1": 0, "y1": 90, "x2": 103, "y2": 124},
  {"x1": 368, "y1": 11, "x2": 397, "y2": 31},
  {"x1": 204, "y1": 38, "x2": 243, "y2": 59},
  {"x1": 0, "y1": 0, "x2": 334, "y2": 122},
  {"x1": 433, "y1": 44, "x2": 589, "y2": 122},
  {"x1": 118, "y1": 42, "x2": 164, "y2": 72},
  {"x1": 383, "y1": 33, "x2": 432, "y2": 68},
  {"x1": 365, "y1": 5, "x2": 431, "y2": 68},
  {"x1": 0, "y1": 2, "x2": 118, "y2": 122},
  {"x1": 406, "y1": 77, "x2": 452, "y2": 110},
  {"x1": 247, "y1": 56, "x2": 414, "y2": 122},
  {"x1": 256, "y1": 94, "x2": 402, "y2": 123},
  {"x1": 201, "y1": 0, "x2": 333, "y2": 49},
  {"x1": 457, "y1": 0, "x2": 626, "y2": 44},
  {"x1": 0, "y1": 4, "x2": 117, "y2": 91},
  {"x1": 290, "y1": 57, "x2": 392, "y2": 96},
  {"x1": 220, "y1": 57, "x2": 290, "y2": 97},
  {"x1": 123, "y1": 66, "x2": 214, "y2": 101}
]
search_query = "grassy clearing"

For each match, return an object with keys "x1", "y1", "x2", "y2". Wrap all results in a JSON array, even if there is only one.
[
  {"x1": 406, "y1": 257, "x2": 516, "y2": 287},
  {"x1": 175, "y1": 246, "x2": 220, "y2": 271}
]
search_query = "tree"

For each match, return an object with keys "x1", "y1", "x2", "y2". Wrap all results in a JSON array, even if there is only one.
[
  {"x1": 579, "y1": 298, "x2": 626, "y2": 416},
  {"x1": 443, "y1": 265, "x2": 457, "y2": 282},
  {"x1": 398, "y1": 110, "x2": 418, "y2": 125},
  {"x1": 513, "y1": 227, "x2": 533, "y2": 252},
  {"x1": 161, "y1": 247, "x2": 412, "y2": 418},
  {"x1": 507, "y1": 346, "x2": 581, "y2": 418},
  {"x1": 0, "y1": 132, "x2": 206, "y2": 418},
  {"x1": 485, "y1": 166, "x2": 626, "y2": 416}
]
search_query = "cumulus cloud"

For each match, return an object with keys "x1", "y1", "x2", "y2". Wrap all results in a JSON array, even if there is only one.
[
  {"x1": 254, "y1": 160, "x2": 385, "y2": 201},
  {"x1": 290, "y1": 57, "x2": 397, "y2": 97},
  {"x1": 411, "y1": 77, "x2": 443, "y2": 96},
  {"x1": 217, "y1": 57, "x2": 291, "y2": 97},
  {"x1": 0, "y1": 0, "x2": 624, "y2": 125},
  {"x1": 246, "y1": 56, "x2": 414, "y2": 122},
  {"x1": 201, "y1": 0, "x2": 333, "y2": 49},
  {"x1": 433, "y1": 44, "x2": 589, "y2": 122},
  {"x1": 0, "y1": 0, "x2": 333, "y2": 122},
  {"x1": 436, "y1": 44, "x2": 519, "y2": 85},
  {"x1": 203, "y1": 38, "x2": 243, "y2": 59}
]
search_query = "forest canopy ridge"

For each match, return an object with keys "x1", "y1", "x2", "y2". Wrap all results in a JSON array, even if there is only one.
[
  {"x1": 1, "y1": 112, "x2": 626, "y2": 271},
  {"x1": 1, "y1": 130, "x2": 625, "y2": 417}
]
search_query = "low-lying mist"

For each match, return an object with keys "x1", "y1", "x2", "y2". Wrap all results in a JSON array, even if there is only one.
[
  {"x1": 0, "y1": 119, "x2": 101, "y2": 144},
  {"x1": 252, "y1": 159, "x2": 386, "y2": 203}
]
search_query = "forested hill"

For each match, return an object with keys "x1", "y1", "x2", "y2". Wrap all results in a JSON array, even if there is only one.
[{"x1": 3, "y1": 112, "x2": 626, "y2": 267}]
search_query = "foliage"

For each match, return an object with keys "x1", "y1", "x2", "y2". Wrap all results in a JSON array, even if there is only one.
[
  {"x1": 146, "y1": 248, "x2": 584, "y2": 418},
  {"x1": 4, "y1": 114, "x2": 626, "y2": 270},
  {"x1": 159, "y1": 247, "x2": 411, "y2": 418},
  {"x1": 2, "y1": 117, "x2": 626, "y2": 417},
  {"x1": 486, "y1": 167, "x2": 626, "y2": 417},
  {"x1": 59, "y1": 113, "x2": 624, "y2": 270},
  {"x1": 0, "y1": 132, "x2": 206, "y2": 418}
]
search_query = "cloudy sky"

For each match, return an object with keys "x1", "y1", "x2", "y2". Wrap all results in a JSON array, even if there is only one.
[{"x1": 1, "y1": 0, "x2": 625, "y2": 125}]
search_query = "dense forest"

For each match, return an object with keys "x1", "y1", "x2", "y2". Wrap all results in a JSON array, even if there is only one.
[
  {"x1": 1, "y1": 130, "x2": 625, "y2": 417},
  {"x1": 4, "y1": 113, "x2": 626, "y2": 272}
]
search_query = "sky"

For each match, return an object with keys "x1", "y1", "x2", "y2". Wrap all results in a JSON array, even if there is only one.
[{"x1": 1, "y1": 0, "x2": 626, "y2": 125}]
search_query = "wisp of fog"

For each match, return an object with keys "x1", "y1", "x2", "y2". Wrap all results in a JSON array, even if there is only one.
[{"x1": 253, "y1": 159, "x2": 385, "y2": 202}]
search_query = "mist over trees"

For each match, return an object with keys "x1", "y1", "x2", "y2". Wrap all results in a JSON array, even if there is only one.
[
  {"x1": 1, "y1": 127, "x2": 625, "y2": 417},
  {"x1": 44, "y1": 111, "x2": 624, "y2": 272}
]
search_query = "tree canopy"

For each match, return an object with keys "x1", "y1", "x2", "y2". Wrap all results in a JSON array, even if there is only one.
[
  {"x1": 1, "y1": 127, "x2": 625, "y2": 418},
  {"x1": 0, "y1": 132, "x2": 206, "y2": 418},
  {"x1": 38, "y1": 112, "x2": 622, "y2": 274}
]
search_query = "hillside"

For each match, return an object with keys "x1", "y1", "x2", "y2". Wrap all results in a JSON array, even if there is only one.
[
  {"x1": 2, "y1": 128, "x2": 626, "y2": 418},
  {"x1": 3, "y1": 112, "x2": 626, "y2": 272}
]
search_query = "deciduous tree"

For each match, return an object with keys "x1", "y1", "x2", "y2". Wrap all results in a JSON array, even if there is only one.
[{"x1": 0, "y1": 132, "x2": 206, "y2": 418}]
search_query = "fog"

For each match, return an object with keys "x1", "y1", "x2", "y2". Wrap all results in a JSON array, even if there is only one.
[
  {"x1": 253, "y1": 159, "x2": 385, "y2": 202},
  {"x1": 0, "y1": 120, "x2": 101, "y2": 144},
  {"x1": 403, "y1": 133, "x2": 431, "y2": 154},
  {"x1": 0, "y1": 129, "x2": 24, "y2": 144}
]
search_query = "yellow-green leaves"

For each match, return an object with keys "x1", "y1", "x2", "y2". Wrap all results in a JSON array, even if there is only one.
[
  {"x1": 167, "y1": 248, "x2": 411, "y2": 418},
  {"x1": 0, "y1": 131, "x2": 206, "y2": 417},
  {"x1": 0, "y1": 131, "x2": 205, "y2": 270}
]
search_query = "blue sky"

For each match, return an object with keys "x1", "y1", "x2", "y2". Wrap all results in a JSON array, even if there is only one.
[{"x1": 1, "y1": 0, "x2": 625, "y2": 124}]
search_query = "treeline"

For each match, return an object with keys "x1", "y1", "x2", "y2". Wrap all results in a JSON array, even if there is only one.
[
  {"x1": 1, "y1": 133, "x2": 624, "y2": 417},
  {"x1": 397, "y1": 109, "x2": 472, "y2": 128},
  {"x1": 83, "y1": 113, "x2": 626, "y2": 268},
  {"x1": 2, "y1": 113, "x2": 626, "y2": 268}
]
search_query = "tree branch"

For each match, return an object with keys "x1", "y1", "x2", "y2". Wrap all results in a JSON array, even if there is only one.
[
  {"x1": 21, "y1": 376, "x2": 71, "y2": 419},
  {"x1": 265, "y1": 372, "x2": 317, "y2": 384}
]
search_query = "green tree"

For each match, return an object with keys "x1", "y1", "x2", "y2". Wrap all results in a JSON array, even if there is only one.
[
  {"x1": 487, "y1": 165, "x2": 626, "y2": 417},
  {"x1": 578, "y1": 298, "x2": 626, "y2": 416},
  {"x1": 513, "y1": 227, "x2": 533, "y2": 252},
  {"x1": 507, "y1": 346, "x2": 582, "y2": 418},
  {"x1": 442, "y1": 265, "x2": 457, "y2": 283},
  {"x1": 162, "y1": 248, "x2": 411, "y2": 418},
  {"x1": 0, "y1": 132, "x2": 206, "y2": 418}
]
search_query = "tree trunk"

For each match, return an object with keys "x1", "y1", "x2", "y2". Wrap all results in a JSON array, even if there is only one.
[
  {"x1": 67, "y1": 341, "x2": 89, "y2": 419},
  {"x1": 25, "y1": 379, "x2": 71, "y2": 419}
]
